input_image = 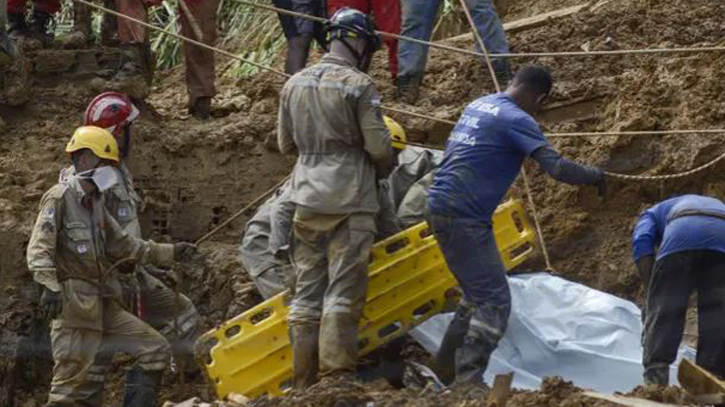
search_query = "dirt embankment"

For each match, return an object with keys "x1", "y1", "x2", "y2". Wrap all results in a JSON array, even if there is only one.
[{"x1": 1, "y1": 0, "x2": 723, "y2": 405}]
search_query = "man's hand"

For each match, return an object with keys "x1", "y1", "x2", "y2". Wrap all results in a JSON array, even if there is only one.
[
  {"x1": 40, "y1": 288, "x2": 63, "y2": 320},
  {"x1": 636, "y1": 255, "x2": 655, "y2": 288},
  {"x1": 174, "y1": 242, "x2": 197, "y2": 262},
  {"x1": 595, "y1": 174, "x2": 607, "y2": 197}
]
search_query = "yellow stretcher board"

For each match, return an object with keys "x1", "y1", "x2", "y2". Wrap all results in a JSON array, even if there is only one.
[{"x1": 195, "y1": 199, "x2": 536, "y2": 399}]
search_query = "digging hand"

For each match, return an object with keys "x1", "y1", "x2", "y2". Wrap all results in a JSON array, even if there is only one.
[
  {"x1": 174, "y1": 242, "x2": 198, "y2": 262},
  {"x1": 593, "y1": 169, "x2": 607, "y2": 197},
  {"x1": 40, "y1": 288, "x2": 63, "y2": 320},
  {"x1": 636, "y1": 255, "x2": 654, "y2": 288}
]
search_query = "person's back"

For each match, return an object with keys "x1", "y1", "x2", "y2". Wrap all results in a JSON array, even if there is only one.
[
  {"x1": 279, "y1": 55, "x2": 389, "y2": 214},
  {"x1": 632, "y1": 194, "x2": 725, "y2": 385},
  {"x1": 428, "y1": 92, "x2": 546, "y2": 221}
]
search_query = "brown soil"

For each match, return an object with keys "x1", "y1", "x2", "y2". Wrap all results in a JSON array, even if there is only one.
[{"x1": 0, "y1": 0, "x2": 722, "y2": 405}]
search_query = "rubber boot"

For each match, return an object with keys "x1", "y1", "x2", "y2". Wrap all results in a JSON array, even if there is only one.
[
  {"x1": 290, "y1": 323, "x2": 320, "y2": 389},
  {"x1": 319, "y1": 313, "x2": 359, "y2": 375},
  {"x1": 492, "y1": 59, "x2": 512, "y2": 88},
  {"x1": 59, "y1": 2, "x2": 91, "y2": 49},
  {"x1": 122, "y1": 369, "x2": 162, "y2": 407},
  {"x1": 643, "y1": 365, "x2": 669, "y2": 386},
  {"x1": 396, "y1": 75, "x2": 422, "y2": 105},
  {"x1": 114, "y1": 43, "x2": 154, "y2": 86},
  {"x1": 189, "y1": 96, "x2": 211, "y2": 120},
  {"x1": 285, "y1": 33, "x2": 313, "y2": 75},
  {"x1": 99, "y1": 0, "x2": 119, "y2": 46},
  {"x1": 29, "y1": 10, "x2": 54, "y2": 46},
  {"x1": 7, "y1": 13, "x2": 27, "y2": 43},
  {"x1": 435, "y1": 302, "x2": 474, "y2": 385}
]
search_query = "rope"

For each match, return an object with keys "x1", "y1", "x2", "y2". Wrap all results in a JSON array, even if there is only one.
[
  {"x1": 458, "y1": 0, "x2": 553, "y2": 270},
  {"x1": 604, "y1": 150, "x2": 725, "y2": 181},
  {"x1": 75, "y1": 0, "x2": 725, "y2": 185},
  {"x1": 72, "y1": 0, "x2": 725, "y2": 142},
  {"x1": 232, "y1": 0, "x2": 725, "y2": 60}
]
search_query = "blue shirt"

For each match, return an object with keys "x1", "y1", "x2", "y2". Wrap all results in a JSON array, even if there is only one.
[
  {"x1": 632, "y1": 195, "x2": 725, "y2": 261},
  {"x1": 427, "y1": 93, "x2": 549, "y2": 220}
]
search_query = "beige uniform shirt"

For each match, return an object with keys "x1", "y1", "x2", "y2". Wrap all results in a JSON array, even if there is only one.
[
  {"x1": 278, "y1": 54, "x2": 393, "y2": 215},
  {"x1": 26, "y1": 176, "x2": 174, "y2": 330}
]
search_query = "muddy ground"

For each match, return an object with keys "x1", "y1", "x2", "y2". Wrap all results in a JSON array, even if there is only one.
[{"x1": 1, "y1": 0, "x2": 723, "y2": 405}]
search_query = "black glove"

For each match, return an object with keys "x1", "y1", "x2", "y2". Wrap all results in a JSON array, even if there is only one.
[
  {"x1": 593, "y1": 169, "x2": 607, "y2": 197},
  {"x1": 174, "y1": 242, "x2": 197, "y2": 262},
  {"x1": 40, "y1": 288, "x2": 63, "y2": 320}
]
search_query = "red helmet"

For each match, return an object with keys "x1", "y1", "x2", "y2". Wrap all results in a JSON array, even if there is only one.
[{"x1": 84, "y1": 92, "x2": 140, "y2": 138}]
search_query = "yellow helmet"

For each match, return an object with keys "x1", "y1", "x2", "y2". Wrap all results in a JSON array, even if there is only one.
[
  {"x1": 65, "y1": 126, "x2": 120, "y2": 163},
  {"x1": 384, "y1": 116, "x2": 407, "y2": 150}
]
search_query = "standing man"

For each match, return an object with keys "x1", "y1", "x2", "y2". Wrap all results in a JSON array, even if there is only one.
[
  {"x1": 27, "y1": 126, "x2": 197, "y2": 406},
  {"x1": 427, "y1": 65, "x2": 605, "y2": 387},
  {"x1": 78, "y1": 92, "x2": 202, "y2": 399},
  {"x1": 114, "y1": 0, "x2": 219, "y2": 119},
  {"x1": 271, "y1": 0, "x2": 327, "y2": 75},
  {"x1": 327, "y1": 0, "x2": 401, "y2": 81},
  {"x1": 6, "y1": 0, "x2": 56, "y2": 45},
  {"x1": 397, "y1": 0, "x2": 510, "y2": 103},
  {"x1": 278, "y1": 8, "x2": 393, "y2": 388},
  {"x1": 633, "y1": 194, "x2": 725, "y2": 385}
]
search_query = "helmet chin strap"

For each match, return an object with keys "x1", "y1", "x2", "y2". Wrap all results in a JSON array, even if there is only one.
[{"x1": 339, "y1": 37, "x2": 372, "y2": 71}]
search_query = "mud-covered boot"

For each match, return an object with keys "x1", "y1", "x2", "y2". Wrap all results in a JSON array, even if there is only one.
[
  {"x1": 396, "y1": 75, "x2": 421, "y2": 105},
  {"x1": 7, "y1": 13, "x2": 28, "y2": 44},
  {"x1": 492, "y1": 59, "x2": 512, "y2": 88},
  {"x1": 114, "y1": 43, "x2": 154, "y2": 85},
  {"x1": 290, "y1": 324, "x2": 320, "y2": 389},
  {"x1": 59, "y1": 2, "x2": 91, "y2": 49},
  {"x1": 0, "y1": 29, "x2": 13, "y2": 66},
  {"x1": 99, "y1": 1, "x2": 119, "y2": 46},
  {"x1": 319, "y1": 312, "x2": 359, "y2": 375},
  {"x1": 189, "y1": 96, "x2": 212, "y2": 120},
  {"x1": 123, "y1": 369, "x2": 162, "y2": 407},
  {"x1": 29, "y1": 10, "x2": 54, "y2": 46},
  {"x1": 435, "y1": 302, "x2": 475, "y2": 385},
  {"x1": 643, "y1": 365, "x2": 669, "y2": 386}
]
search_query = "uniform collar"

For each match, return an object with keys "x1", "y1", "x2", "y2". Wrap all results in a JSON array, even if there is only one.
[{"x1": 321, "y1": 54, "x2": 356, "y2": 68}]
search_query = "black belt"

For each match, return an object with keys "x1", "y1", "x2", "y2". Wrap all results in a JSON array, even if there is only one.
[{"x1": 668, "y1": 209, "x2": 725, "y2": 223}]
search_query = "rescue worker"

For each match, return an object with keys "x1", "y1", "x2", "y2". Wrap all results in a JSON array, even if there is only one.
[
  {"x1": 278, "y1": 7, "x2": 393, "y2": 388},
  {"x1": 633, "y1": 194, "x2": 725, "y2": 384},
  {"x1": 327, "y1": 0, "x2": 401, "y2": 81},
  {"x1": 427, "y1": 65, "x2": 605, "y2": 387},
  {"x1": 74, "y1": 92, "x2": 202, "y2": 399},
  {"x1": 271, "y1": 0, "x2": 327, "y2": 75},
  {"x1": 114, "y1": 0, "x2": 219, "y2": 119},
  {"x1": 6, "y1": 0, "x2": 56, "y2": 45},
  {"x1": 242, "y1": 117, "x2": 405, "y2": 299},
  {"x1": 240, "y1": 181, "x2": 296, "y2": 299},
  {"x1": 27, "y1": 126, "x2": 197, "y2": 406},
  {"x1": 397, "y1": 0, "x2": 510, "y2": 103}
]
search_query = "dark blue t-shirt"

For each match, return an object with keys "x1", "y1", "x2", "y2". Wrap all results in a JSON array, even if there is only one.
[
  {"x1": 632, "y1": 195, "x2": 725, "y2": 261},
  {"x1": 428, "y1": 93, "x2": 549, "y2": 220}
]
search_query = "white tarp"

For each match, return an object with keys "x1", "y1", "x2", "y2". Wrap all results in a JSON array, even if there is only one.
[{"x1": 410, "y1": 272, "x2": 695, "y2": 393}]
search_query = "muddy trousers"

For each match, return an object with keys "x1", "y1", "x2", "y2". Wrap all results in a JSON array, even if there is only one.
[
  {"x1": 272, "y1": 0, "x2": 326, "y2": 75},
  {"x1": 288, "y1": 212, "x2": 376, "y2": 387},
  {"x1": 80, "y1": 269, "x2": 202, "y2": 404},
  {"x1": 429, "y1": 214, "x2": 510, "y2": 386},
  {"x1": 253, "y1": 263, "x2": 296, "y2": 299},
  {"x1": 116, "y1": 0, "x2": 218, "y2": 106},
  {"x1": 46, "y1": 301, "x2": 170, "y2": 406},
  {"x1": 643, "y1": 250, "x2": 725, "y2": 385}
]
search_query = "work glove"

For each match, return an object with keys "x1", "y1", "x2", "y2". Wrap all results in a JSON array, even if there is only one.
[
  {"x1": 174, "y1": 242, "x2": 198, "y2": 262},
  {"x1": 592, "y1": 168, "x2": 607, "y2": 197},
  {"x1": 40, "y1": 288, "x2": 63, "y2": 321}
]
